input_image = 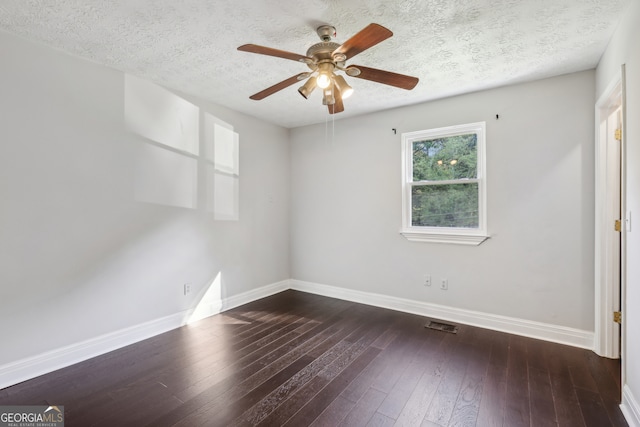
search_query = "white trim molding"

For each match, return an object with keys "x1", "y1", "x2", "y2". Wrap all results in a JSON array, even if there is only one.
[
  {"x1": 0, "y1": 279, "x2": 290, "y2": 390},
  {"x1": 290, "y1": 279, "x2": 594, "y2": 349},
  {"x1": 400, "y1": 229, "x2": 489, "y2": 245},
  {"x1": 593, "y1": 71, "x2": 625, "y2": 358},
  {"x1": 401, "y1": 122, "x2": 488, "y2": 246},
  {"x1": 622, "y1": 385, "x2": 640, "y2": 427}
]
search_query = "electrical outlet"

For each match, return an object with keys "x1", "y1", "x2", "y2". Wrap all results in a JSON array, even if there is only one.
[
  {"x1": 183, "y1": 283, "x2": 191, "y2": 296},
  {"x1": 424, "y1": 274, "x2": 431, "y2": 287},
  {"x1": 440, "y1": 279, "x2": 448, "y2": 290}
]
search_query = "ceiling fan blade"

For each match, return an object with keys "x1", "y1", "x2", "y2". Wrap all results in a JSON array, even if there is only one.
[
  {"x1": 238, "y1": 44, "x2": 312, "y2": 63},
  {"x1": 332, "y1": 23, "x2": 393, "y2": 61},
  {"x1": 349, "y1": 65, "x2": 419, "y2": 90},
  {"x1": 329, "y1": 87, "x2": 345, "y2": 114},
  {"x1": 249, "y1": 73, "x2": 308, "y2": 100}
]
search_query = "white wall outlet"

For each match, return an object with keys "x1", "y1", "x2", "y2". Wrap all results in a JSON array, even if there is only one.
[
  {"x1": 440, "y1": 279, "x2": 448, "y2": 290},
  {"x1": 424, "y1": 274, "x2": 431, "y2": 287},
  {"x1": 183, "y1": 283, "x2": 191, "y2": 296}
]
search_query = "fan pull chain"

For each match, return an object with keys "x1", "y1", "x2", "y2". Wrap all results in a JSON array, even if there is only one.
[
  {"x1": 324, "y1": 105, "x2": 336, "y2": 144},
  {"x1": 332, "y1": 109, "x2": 335, "y2": 142},
  {"x1": 325, "y1": 110, "x2": 328, "y2": 143}
]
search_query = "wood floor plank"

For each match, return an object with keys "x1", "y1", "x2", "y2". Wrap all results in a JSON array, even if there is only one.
[
  {"x1": 174, "y1": 355, "x2": 316, "y2": 426},
  {"x1": 330, "y1": 315, "x2": 406, "y2": 406},
  {"x1": 169, "y1": 310, "x2": 350, "y2": 404},
  {"x1": 503, "y1": 335, "x2": 531, "y2": 427},
  {"x1": 256, "y1": 372, "x2": 332, "y2": 426},
  {"x1": 448, "y1": 340, "x2": 491, "y2": 427},
  {"x1": 475, "y1": 360, "x2": 507, "y2": 427},
  {"x1": 375, "y1": 328, "x2": 444, "y2": 419},
  {"x1": 528, "y1": 365, "x2": 558, "y2": 427},
  {"x1": 394, "y1": 332, "x2": 458, "y2": 425},
  {"x1": 339, "y1": 387, "x2": 387, "y2": 426},
  {"x1": 549, "y1": 370, "x2": 586, "y2": 427},
  {"x1": 260, "y1": 311, "x2": 391, "y2": 426},
  {"x1": 584, "y1": 351, "x2": 628, "y2": 426},
  {"x1": 475, "y1": 330, "x2": 509, "y2": 427},
  {"x1": 575, "y1": 386, "x2": 616, "y2": 427},
  {"x1": 251, "y1": 327, "x2": 380, "y2": 426},
  {"x1": 280, "y1": 317, "x2": 391, "y2": 418},
  {"x1": 424, "y1": 339, "x2": 473, "y2": 426},
  {"x1": 164, "y1": 316, "x2": 319, "y2": 398},
  {"x1": 282, "y1": 346, "x2": 381, "y2": 426},
  {"x1": 603, "y1": 357, "x2": 622, "y2": 392},
  {"x1": 339, "y1": 350, "x2": 390, "y2": 403},
  {"x1": 568, "y1": 352, "x2": 600, "y2": 393},
  {"x1": 151, "y1": 315, "x2": 361, "y2": 426},
  {"x1": 369, "y1": 335, "x2": 426, "y2": 394},
  {"x1": 367, "y1": 412, "x2": 395, "y2": 427},
  {"x1": 309, "y1": 395, "x2": 355, "y2": 426},
  {"x1": 229, "y1": 319, "x2": 372, "y2": 425}
]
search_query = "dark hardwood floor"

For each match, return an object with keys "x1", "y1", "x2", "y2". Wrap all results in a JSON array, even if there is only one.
[{"x1": 0, "y1": 290, "x2": 627, "y2": 426}]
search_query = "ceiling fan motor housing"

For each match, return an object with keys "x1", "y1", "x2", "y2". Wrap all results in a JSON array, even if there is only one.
[
  {"x1": 306, "y1": 42, "x2": 341, "y2": 63},
  {"x1": 316, "y1": 25, "x2": 336, "y2": 42}
]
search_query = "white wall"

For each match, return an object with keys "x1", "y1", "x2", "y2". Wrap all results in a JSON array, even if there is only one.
[
  {"x1": 0, "y1": 31, "x2": 290, "y2": 366},
  {"x1": 597, "y1": 0, "x2": 640, "y2": 423},
  {"x1": 291, "y1": 71, "x2": 595, "y2": 331}
]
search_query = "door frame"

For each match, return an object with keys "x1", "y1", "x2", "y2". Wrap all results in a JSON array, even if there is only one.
[{"x1": 594, "y1": 67, "x2": 627, "y2": 361}]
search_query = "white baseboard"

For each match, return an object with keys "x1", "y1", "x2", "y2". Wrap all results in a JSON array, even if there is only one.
[
  {"x1": 0, "y1": 279, "x2": 291, "y2": 390},
  {"x1": 222, "y1": 280, "x2": 290, "y2": 312},
  {"x1": 289, "y1": 279, "x2": 594, "y2": 349},
  {"x1": 622, "y1": 385, "x2": 640, "y2": 427}
]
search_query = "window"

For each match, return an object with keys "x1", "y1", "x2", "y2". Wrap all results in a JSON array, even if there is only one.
[{"x1": 401, "y1": 122, "x2": 488, "y2": 245}]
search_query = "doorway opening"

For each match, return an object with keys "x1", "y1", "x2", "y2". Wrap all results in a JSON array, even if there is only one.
[{"x1": 594, "y1": 69, "x2": 625, "y2": 364}]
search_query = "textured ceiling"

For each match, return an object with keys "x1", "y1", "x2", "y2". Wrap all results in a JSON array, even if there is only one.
[{"x1": 0, "y1": 0, "x2": 630, "y2": 128}]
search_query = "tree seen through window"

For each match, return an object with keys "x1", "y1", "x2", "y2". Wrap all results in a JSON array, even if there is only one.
[{"x1": 411, "y1": 134, "x2": 478, "y2": 227}]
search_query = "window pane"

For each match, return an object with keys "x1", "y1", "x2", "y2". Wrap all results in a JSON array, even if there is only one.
[
  {"x1": 412, "y1": 134, "x2": 477, "y2": 181},
  {"x1": 412, "y1": 183, "x2": 479, "y2": 227}
]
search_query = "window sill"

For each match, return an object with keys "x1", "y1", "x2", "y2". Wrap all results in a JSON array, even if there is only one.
[{"x1": 400, "y1": 229, "x2": 489, "y2": 246}]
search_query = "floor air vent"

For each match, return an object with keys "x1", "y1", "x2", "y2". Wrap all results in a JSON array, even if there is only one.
[{"x1": 425, "y1": 320, "x2": 458, "y2": 334}]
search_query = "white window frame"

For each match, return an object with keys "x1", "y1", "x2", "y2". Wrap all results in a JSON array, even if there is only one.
[{"x1": 401, "y1": 122, "x2": 488, "y2": 245}]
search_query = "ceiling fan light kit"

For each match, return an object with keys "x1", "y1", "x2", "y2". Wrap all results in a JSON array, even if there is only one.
[
  {"x1": 298, "y1": 76, "x2": 317, "y2": 99},
  {"x1": 238, "y1": 23, "x2": 419, "y2": 114},
  {"x1": 315, "y1": 62, "x2": 334, "y2": 89},
  {"x1": 322, "y1": 87, "x2": 335, "y2": 105},
  {"x1": 333, "y1": 74, "x2": 353, "y2": 99}
]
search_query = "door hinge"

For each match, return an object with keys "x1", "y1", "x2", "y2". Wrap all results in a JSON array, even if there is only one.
[
  {"x1": 614, "y1": 311, "x2": 622, "y2": 324},
  {"x1": 615, "y1": 219, "x2": 622, "y2": 232},
  {"x1": 615, "y1": 128, "x2": 622, "y2": 141}
]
